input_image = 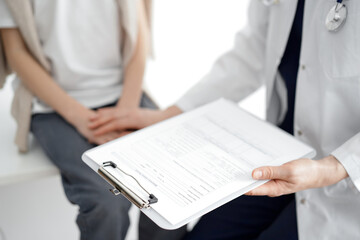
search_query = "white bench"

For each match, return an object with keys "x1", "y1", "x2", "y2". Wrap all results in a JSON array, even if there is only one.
[
  {"x1": 0, "y1": 77, "x2": 143, "y2": 240},
  {"x1": 0, "y1": 77, "x2": 80, "y2": 240}
]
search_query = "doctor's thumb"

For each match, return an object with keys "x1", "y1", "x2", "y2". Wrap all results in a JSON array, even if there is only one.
[{"x1": 252, "y1": 166, "x2": 283, "y2": 180}]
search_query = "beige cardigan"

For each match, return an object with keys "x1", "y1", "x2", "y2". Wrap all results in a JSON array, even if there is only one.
[{"x1": 0, "y1": 0, "x2": 151, "y2": 152}]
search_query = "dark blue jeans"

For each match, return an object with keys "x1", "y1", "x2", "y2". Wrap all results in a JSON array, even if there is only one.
[
  {"x1": 31, "y1": 94, "x2": 187, "y2": 240},
  {"x1": 185, "y1": 194, "x2": 298, "y2": 240}
]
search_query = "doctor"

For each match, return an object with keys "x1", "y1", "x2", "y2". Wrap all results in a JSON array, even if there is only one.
[{"x1": 89, "y1": 0, "x2": 360, "y2": 239}]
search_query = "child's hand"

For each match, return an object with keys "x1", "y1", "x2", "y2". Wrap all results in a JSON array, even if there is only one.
[
  {"x1": 88, "y1": 107, "x2": 125, "y2": 131},
  {"x1": 88, "y1": 130, "x2": 126, "y2": 145},
  {"x1": 88, "y1": 107, "x2": 140, "y2": 136},
  {"x1": 88, "y1": 107, "x2": 168, "y2": 136},
  {"x1": 70, "y1": 107, "x2": 121, "y2": 145},
  {"x1": 71, "y1": 107, "x2": 97, "y2": 140}
]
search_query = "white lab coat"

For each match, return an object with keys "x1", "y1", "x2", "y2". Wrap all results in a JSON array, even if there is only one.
[{"x1": 176, "y1": 0, "x2": 360, "y2": 239}]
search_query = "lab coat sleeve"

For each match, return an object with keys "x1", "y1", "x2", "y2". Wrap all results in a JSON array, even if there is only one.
[
  {"x1": 332, "y1": 132, "x2": 360, "y2": 192},
  {"x1": 176, "y1": 1, "x2": 269, "y2": 111}
]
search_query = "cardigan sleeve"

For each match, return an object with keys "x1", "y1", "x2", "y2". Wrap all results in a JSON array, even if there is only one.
[
  {"x1": 0, "y1": 34, "x2": 12, "y2": 88},
  {"x1": 119, "y1": 0, "x2": 138, "y2": 67},
  {"x1": 0, "y1": 0, "x2": 17, "y2": 28},
  {"x1": 0, "y1": 0, "x2": 15, "y2": 88}
]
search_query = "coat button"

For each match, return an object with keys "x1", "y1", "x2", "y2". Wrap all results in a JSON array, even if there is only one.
[
  {"x1": 297, "y1": 130, "x2": 303, "y2": 136},
  {"x1": 301, "y1": 65, "x2": 306, "y2": 70},
  {"x1": 300, "y1": 198, "x2": 306, "y2": 204}
]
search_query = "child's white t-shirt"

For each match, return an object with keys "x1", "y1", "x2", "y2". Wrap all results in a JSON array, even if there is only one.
[{"x1": 0, "y1": 0, "x2": 124, "y2": 113}]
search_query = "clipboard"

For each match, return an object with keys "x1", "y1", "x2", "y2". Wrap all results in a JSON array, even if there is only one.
[
  {"x1": 82, "y1": 99, "x2": 316, "y2": 229},
  {"x1": 82, "y1": 156, "x2": 276, "y2": 230}
]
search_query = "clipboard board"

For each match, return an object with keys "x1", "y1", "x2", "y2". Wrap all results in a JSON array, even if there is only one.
[
  {"x1": 82, "y1": 156, "x2": 278, "y2": 230},
  {"x1": 82, "y1": 99, "x2": 316, "y2": 229}
]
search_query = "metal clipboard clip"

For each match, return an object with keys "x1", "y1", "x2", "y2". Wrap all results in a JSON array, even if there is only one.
[{"x1": 98, "y1": 161, "x2": 158, "y2": 209}]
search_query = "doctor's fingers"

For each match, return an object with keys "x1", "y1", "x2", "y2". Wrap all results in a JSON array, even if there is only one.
[
  {"x1": 245, "y1": 166, "x2": 295, "y2": 197},
  {"x1": 252, "y1": 158, "x2": 317, "y2": 182},
  {"x1": 245, "y1": 180, "x2": 293, "y2": 197},
  {"x1": 252, "y1": 165, "x2": 293, "y2": 181}
]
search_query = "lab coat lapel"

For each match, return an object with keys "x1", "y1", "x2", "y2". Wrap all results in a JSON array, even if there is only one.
[{"x1": 265, "y1": 0, "x2": 299, "y2": 105}]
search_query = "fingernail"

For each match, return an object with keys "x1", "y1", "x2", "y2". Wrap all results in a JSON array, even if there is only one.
[{"x1": 254, "y1": 170, "x2": 263, "y2": 179}]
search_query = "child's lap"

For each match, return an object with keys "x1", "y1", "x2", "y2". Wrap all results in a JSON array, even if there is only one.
[{"x1": 30, "y1": 93, "x2": 157, "y2": 192}]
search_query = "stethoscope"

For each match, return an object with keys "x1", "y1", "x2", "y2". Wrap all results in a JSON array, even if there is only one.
[{"x1": 259, "y1": 0, "x2": 348, "y2": 32}]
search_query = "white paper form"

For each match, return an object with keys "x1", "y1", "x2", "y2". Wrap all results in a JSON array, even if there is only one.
[{"x1": 83, "y1": 99, "x2": 315, "y2": 227}]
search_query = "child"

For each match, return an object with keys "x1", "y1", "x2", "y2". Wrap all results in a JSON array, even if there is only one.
[{"x1": 0, "y1": 0, "x2": 185, "y2": 239}]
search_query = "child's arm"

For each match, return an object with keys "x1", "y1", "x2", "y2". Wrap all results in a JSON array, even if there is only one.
[
  {"x1": 1, "y1": 28, "x2": 117, "y2": 143},
  {"x1": 88, "y1": 1, "x2": 151, "y2": 131},
  {"x1": 117, "y1": 0, "x2": 149, "y2": 109}
]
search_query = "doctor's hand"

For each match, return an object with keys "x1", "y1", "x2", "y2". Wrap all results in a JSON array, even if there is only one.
[
  {"x1": 246, "y1": 155, "x2": 348, "y2": 197},
  {"x1": 88, "y1": 105, "x2": 183, "y2": 137}
]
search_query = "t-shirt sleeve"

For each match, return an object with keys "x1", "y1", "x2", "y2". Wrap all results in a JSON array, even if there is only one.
[{"x1": 0, "y1": 0, "x2": 17, "y2": 28}]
